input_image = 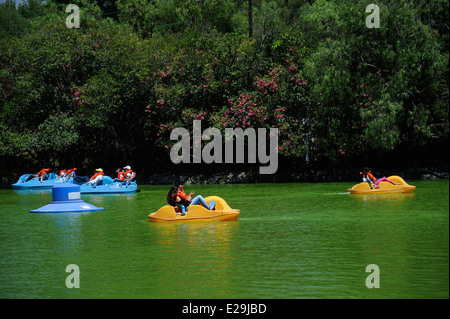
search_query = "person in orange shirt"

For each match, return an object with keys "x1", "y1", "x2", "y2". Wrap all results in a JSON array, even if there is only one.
[
  {"x1": 58, "y1": 169, "x2": 75, "y2": 178},
  {"x1": 360, "y1": 167, "x2": 374, "y2": 188},
  {"x1": 37, "y1": 168, "x2": 52, "y2": 182},
  {"x1": 113, "y1": 168, "x2": 125, "y2": 182},
  {"x1": 23, "y1": 168, "x2": 52, "y2": 183},
  {"x1": 58, "y1": 169, "x2": 67, "y2": 178},
  {"x1": 175, "y1": 184, "x2": 214, "y2": 215},
  {"x1": 86, "y1": 168, "x2": 104, "y2": 186},
  {"x1": 123, "y1": 165, "x2": 136, "y2": 182},
  {"x1": 66, "y1": 168, "x2": 77, "y2": 178},
  {"x1": 59, "y1": 168, "x2": 77, "y2": 181}
]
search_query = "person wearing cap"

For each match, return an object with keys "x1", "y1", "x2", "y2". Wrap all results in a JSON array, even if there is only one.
[
  {"x1": 86, "y1": 168, "x2": 104, "y2": 186},
  {"x1": 123, "y1": 166, "x2": 136, "y2": 182}
]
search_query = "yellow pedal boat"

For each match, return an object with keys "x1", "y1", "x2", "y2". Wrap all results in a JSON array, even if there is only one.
[
  {"x1": 347, "y1": 175, "x2": 416, "y2": 194},
  {"x1": 149, "y1": 196, "x2": 240, "y2": 222}
]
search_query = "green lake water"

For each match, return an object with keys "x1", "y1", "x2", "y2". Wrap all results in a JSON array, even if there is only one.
[{"x1": 0, "y1": 180, "x2": 448, "y2": 299}]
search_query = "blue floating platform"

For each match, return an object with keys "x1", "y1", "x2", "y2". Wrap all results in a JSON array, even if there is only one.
[{"x1": 30, "y1": 183, "x2": 104, "y2": 213}]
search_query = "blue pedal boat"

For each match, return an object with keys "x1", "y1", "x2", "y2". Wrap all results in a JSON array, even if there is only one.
[
  {"x1": 79, "y1": 176, "x2": 137, "y2": 194},
  {"x1": 12, "y1": 173, "x2": 73, "y2": 189}
]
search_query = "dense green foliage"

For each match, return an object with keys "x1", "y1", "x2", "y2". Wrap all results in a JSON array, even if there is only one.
[{"x1": 0, "y1": 0, "x2": 448, "y2": 178}]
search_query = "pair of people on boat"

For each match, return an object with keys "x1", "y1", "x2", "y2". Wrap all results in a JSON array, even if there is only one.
[
  {"x1": 167, "y1": 184, "x2": 215, "y2": 216},
  {"x1": 360, "y1": 168, "x2": 401, "y2": 189},
  {"x1": 72, "y1": 166, "x2": 134, "y2": 186},
  {"x1": 23, "y1": 168, "x2": 52, "y2": 182},
  {"x1": 113, "y1": 165, "x2": 136, "y2": 183}
]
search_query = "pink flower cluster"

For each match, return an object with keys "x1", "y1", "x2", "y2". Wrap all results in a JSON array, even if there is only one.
[
  {"x1": 70, "y1": 84, "x2": 92, "y2": 109},
  {"x1": 155, "y1": 123, "x2": 175, "y2": 137},
  {"x1": 276, "y1": 130, "x2": 296, "y2": 152},
  {"x1": 181, "y1": 110, "x2": 206, "y2": 121},
  {"x1": 209, "y1": 94, "x2": 267, "y2": 129},
  {"x1": 274, "y1": 107, "x2": 286, "y2": 120},
  {"x1": 290, "y1": 73, "x2": 307, "y2": 86},
  {"x1": 154, "y1": 68, "x2": 171, "y2": 78},
  {"x1": 254, "y1": 66, "x2": 282, "y2": 94},
  {"x1": 358, "y1": 84, "x2": 372, "y2": 107},
  {"x1": 219, "y1": 93, "x2": 268, "y2": 128},
  {"x1": 145, "y1": 99, "x2": 168, "y2": 114}
]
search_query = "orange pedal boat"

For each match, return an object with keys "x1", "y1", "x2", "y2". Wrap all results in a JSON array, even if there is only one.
[
  {"x1": 149, "y1": 196, "x2": 240, "y2": 222},
  {"x1": 347, "y1": 175, "x2": 416, "y2": 194}
]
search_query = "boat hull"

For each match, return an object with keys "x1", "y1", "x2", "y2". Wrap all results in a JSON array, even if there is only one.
[
  {"x1": 347, "y1": 175, "x2": 416, "y2": 194},
  {"x1": 80, "y1": 182, "x2": 137, "y2": 194},
  {"x1": 12, "y1": 173, "x2": 72, "y2": 189},
  {"x1": 149, "y1": 210, "x2": 240, "y2": 222}
]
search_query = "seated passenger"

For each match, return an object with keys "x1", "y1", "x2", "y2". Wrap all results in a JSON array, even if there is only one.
[
  {"x1": 65, "y1": 168, "x2": 77, "y2": 181},
  {"x1": 364, "y1": 168, "x2": 401, "y2": 189},
  {"x1": 176, "y1": 184, "x2": 215, "y2": 215},
  {"x1": 23, "y1": 168, "x2": 52, "y2": 183},
  {"x1": 86, "y1": 168, "x2": 104, "y2": 186},
  {"x1": 123, "y1": 166, "x2": 136, "y2": 182},
  {"x1": 113, "y1": 168, "x2": 125, "y2": 182}
]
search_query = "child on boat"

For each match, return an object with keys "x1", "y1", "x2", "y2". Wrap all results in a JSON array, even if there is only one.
[
  {"x1": 361, "y1": 168, "x2": 401, "y2": 189},
  {"x1": 360, "y1": 167, "x2": 374, "y2": 189}
]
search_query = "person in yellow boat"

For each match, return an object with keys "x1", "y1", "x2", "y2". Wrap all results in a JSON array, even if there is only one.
[
  {"x1": 362, "y1": 168, "x2": 401, "y2": 189},
  {"x1": 360, "y1": 168, "x2": 374, "y2": 188},
  {"x1": 166, "y1": 184, "x2": 214, "y2": 216},
  {"x1": 166, "y1": 185, "x2": 189, "y2": 215}
]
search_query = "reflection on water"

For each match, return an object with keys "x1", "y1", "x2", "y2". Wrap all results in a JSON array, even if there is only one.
[
  {"x1": 13, "y1": 189, "x2": 52, "y2": 196},
  {"x1": 150, "y1": 222, "x2": 239, "y2": 298},
  {"x1": 351, "y1": 193, "x2": 416, "y2": 203}
]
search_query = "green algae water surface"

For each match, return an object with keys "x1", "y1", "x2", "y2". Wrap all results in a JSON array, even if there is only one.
[{"x1": 0, "y1": 180, "x2": 448, "y2": 299}]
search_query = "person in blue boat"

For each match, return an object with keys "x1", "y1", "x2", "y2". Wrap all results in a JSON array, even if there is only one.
[
  {"x1": 58, "y1": 168, "x2": 77, "y2": 181},
  {"x1": 113, "y1": 168, "x2": 125, "y2": 182},
  {"x1": 86, "y1": 168, "x2": 104, "y2": 186},
  {"x1": 66, "y1": 168, "x2": 77, "y2": 181},
  {"x1": 123, "y1": 165, "x2": 136, "y2": 182},
  {"x1": 37, "y1": 168, "x2": 52, "y2": 182},
  {"x1": 167, "y1": 184, "x2": 215, "y2": 216},
  {"x1": 23, "y1": 168, "x2": 52, "y2": 183}
]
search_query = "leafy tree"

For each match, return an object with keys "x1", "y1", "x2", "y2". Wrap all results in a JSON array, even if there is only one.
[
  {"x1": 0, "y1": 0, "x2": 447, "y2": 177},
  {"x1": 299, "y1": 0, "x2": 448, "y2": 165}
]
